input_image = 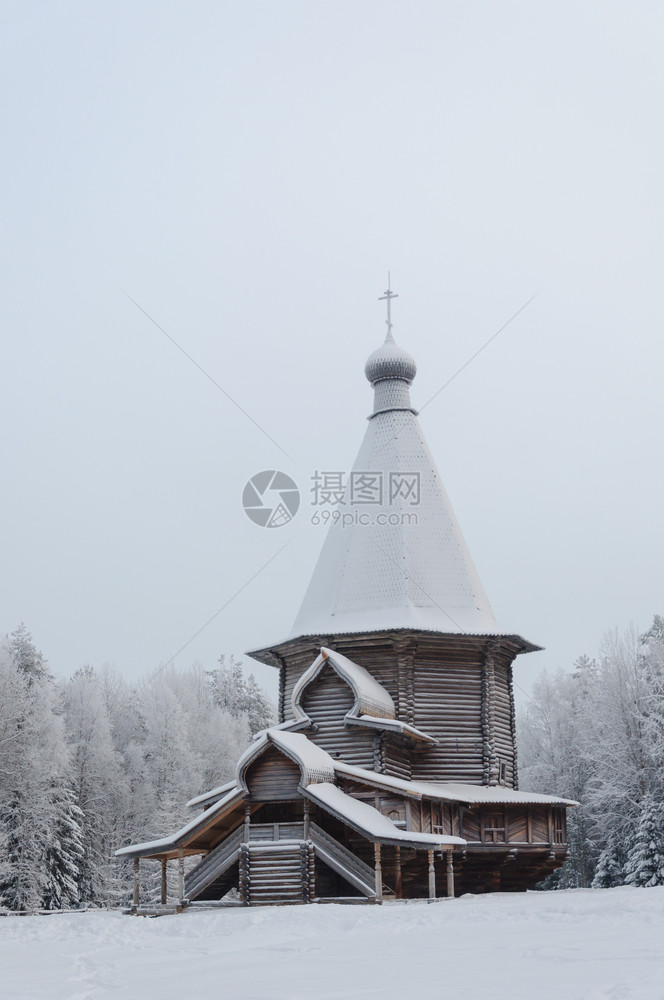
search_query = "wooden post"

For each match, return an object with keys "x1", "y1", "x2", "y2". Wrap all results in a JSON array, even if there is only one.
[
  {"x1": 428, "y1": 850, "x2": 436, "y2": 900},
  {"x1": 374, "y1": 843, "x2": 383, "y2": 902},
  {"x1": 446, "y1": 851, "x2": 455, "y2": 898},
  {"x1": 394, "y1": 846, "x2": 402, "y2": 899},
  {"x1": 177, "y1": 849, "x2": 184, "y2": 905},
  {"x1": 133, "y1": 858, "x2": 140, "y2": 908},
  {"x1": 161, "y1": 859, "x2": 167, "y2": 905},
  {"x1": 244, "y1": 803, "x2": 251, "y2": 843},
  {"x1": 303, "y1": 799, "x2": 310, "y2": 839}
]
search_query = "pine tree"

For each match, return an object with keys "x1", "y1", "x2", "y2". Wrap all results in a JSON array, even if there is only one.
[
  {"x1": 625, "y1": 796, "x2": 664, "y2": 887},
  {"x1": 0, "y1": 632, "x2": 80, "y2": 910},
  {"x1": 10, "y1": 624, "x2": 49, "y2": 684},
  {"x1": 42, "y1": 785, "x2": 84, "y2": 909},
  {"x1": 63, "y1": 667, "x2": 127, "y2": 906},
  {"x1": 592, "y1": 837, "x2": 627, "y2": 888},
  {"x1": 209, "y1": 655, "x2": 275, "y2": 737}
]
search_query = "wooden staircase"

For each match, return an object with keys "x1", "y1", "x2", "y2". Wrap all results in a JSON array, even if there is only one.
[
  {"x1": 184, "y1": 821, "x2": 389, "y2": 905},
  {"x1": 184, "y1": 827, "x2": 244, "y2": 901},
  {"x1": 240, "y1": 841, "x2": 315, "y2": 905},
  {"x1": 309, "y1": 822, "x2": 378, "y2": 898}
]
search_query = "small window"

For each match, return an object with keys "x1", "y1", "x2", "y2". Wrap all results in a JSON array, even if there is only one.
[
  {"x1": 484, "y1": 813, "x2": 506, "y2": 843},
  {"x1": 554, "y1": 811, "x2": 565, "y2": 844},
  {"x1": 498, "y1": 760, "x2": 507, "y2": 786}
]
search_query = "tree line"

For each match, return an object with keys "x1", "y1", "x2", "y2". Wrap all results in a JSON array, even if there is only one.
[
  {"x1": 3, "y1": 616, "x2": 662, "y2": 910},
  {"x1": 519, "y1": 615, "x2": 664, "y2": 889},
  {"x1": 0, "y1": 626, "x2": 274, "y2": 911}
]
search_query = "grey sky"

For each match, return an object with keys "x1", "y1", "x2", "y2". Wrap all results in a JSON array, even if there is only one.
[{"x1": 1, "y1": 1, "x2": 663, "y2": 706}]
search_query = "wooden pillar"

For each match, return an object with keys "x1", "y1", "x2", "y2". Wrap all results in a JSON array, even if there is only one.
[
  {"x1": 303, "y1": 799, "x2": 310, "y2": 839},
  {"x1": 374, "y1": 843, "x2": 383, "y2": 903},
  {"x1": 244, "y1": 803, "x2": 251, "y2": 843},
  {"x1": 428, "y1": 850, "x2": 436, "y2": 900},
  {"x1": 446, "y1": 851, "x2": 455, "y2": 898},
  {"x1": 394, "y1": 846, "x2": 402, "y2": 899},
  {"x1": 177, "y1": 849, "x2": 184, "y2": 905},
  {"x1": 160, "y1": 859, "x2": 167, "y2": 905},
  {"x1": 133, "y1": 858, "x2": 140, "y2": 908}
]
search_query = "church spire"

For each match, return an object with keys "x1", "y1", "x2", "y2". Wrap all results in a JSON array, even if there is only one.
[{"x1": 286, "y1": 288, "x2": 501, "y2": 640}]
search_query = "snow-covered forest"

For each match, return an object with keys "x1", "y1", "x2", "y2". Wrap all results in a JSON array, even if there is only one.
[
  {"x1": 2, "y1": 617, "x2": 664, "y2": 912},
  {"x1": 0, "y1": 626, "x2": 274, "y2": 911},
  {"x1": 519, "y1": 615, "x2": 664, "y2": 890}
]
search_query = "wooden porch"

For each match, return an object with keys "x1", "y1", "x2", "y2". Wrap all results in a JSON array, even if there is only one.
[{"x1": 127, "y1": 816, "x2": 457, "y2": 911}]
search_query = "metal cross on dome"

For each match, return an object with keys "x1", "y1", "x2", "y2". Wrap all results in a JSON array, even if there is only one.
[{"x1": 378, "y1": 273, "x2": 398, "y2": 339}]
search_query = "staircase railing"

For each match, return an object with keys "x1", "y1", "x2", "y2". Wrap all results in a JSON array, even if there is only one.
[
  {"x1": 185, "y1": 826, "x2": 244, "y2": 900},
  {"x1": 309, "y1": 822, "x2": 376, "y2": 897}
]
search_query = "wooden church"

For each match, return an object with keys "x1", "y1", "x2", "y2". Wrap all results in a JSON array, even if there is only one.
[{"x1": 117, "y1": 290, "x2": 575, "y2": 908}]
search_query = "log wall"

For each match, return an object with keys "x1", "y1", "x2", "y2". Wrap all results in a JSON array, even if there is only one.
[
  {"x1": 300, "y1": 664, "x2": 375, "y2": 768},
  {"x1": 245, "y1": 747, "x2": 301, "y2": 801},
  {"x1": 260, "y1": 630, "x2": 528, "y2": 787}
]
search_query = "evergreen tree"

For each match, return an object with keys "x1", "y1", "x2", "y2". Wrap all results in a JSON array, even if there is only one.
[
  {"x1": 592, "y1": 837, "x2": 628, "y2": 888},
  {"x1": 625, "y1": 796, "x2": 664, "y2": 887},
  {"x1": 208, "y1": 655, "x2": 274, "y2": 736},
  {"x1": 42, "y1": 785, "x2": 84, "y2": 909},
  {"x1": 9, "y1": 624, "x2": 49, "y2": 684},
  {"x1": 0, "y1": 632, "x2": 80, "y2": 910},
  {"x1": 63, "y1": 666, "x2": 127, "y2": 906}
]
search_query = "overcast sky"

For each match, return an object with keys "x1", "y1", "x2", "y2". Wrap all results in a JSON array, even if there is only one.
[{"x1": 1, "y1": 1, "x2": 663, "y2": 706}]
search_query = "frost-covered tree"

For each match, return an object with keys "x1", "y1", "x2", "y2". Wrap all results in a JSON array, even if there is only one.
[
  {"x1": 520, "y1": 617, "x2": 664, "y2": 889},
  {"x1": 0, "y1": 633, "x2": 83, "y2": 910},
  {"x1": 519, "y1": 663, "x2": 597, "y2": 886},
  {"x1": 62, "y1": 667, "x2": 127, "y2": 906},
  {"x1": 10, "y1": 623, "x2": 48, "y2": 684},
  {"x1": 42, "y1": 785, "x2": 84, "y2": 909},
  {"x1": 0, "y1": 627, "x2": 277, "y2": 908},
  {"x1": 592, "y1": 837, "x2": 628, "y2": 888},
  {"x1": 625, "y1": 796, "x2": 664, "y2": 888},
  {"x1": 209, "y1": 655, "x2": 275, "y2": 737}
]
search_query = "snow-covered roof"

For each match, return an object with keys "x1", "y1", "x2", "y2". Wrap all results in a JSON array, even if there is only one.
[
  {"x1": 416, "y1": 782, "x2": 579, "y2": 808},
  {"x1": 292, "y1": 647, "x2": 395, "y2": 721},
  {"x1": 280, "y1": 331, "x2": 518, "y2": 643},
  {"x1": 236, "y1": 728, "x2": 336, "y2": 789},
  {"x1": 115, "y1": 786, "x2": 245, "y2": 859},
  {"x1": 186, "y1": 780, "x2": 236, "y2": 810},
  {"x1": 305, "y1": 783, "x2": 465, "y2": 850},
  {"x1": 348, "y1": 715, "x2": 437, "y2": 744},
  {"x1": 333, "y1": 761, "x2": 578, "y2": 807},
  {"x1": 117, "y1": 727, "x2": 575, "y2": 860}
]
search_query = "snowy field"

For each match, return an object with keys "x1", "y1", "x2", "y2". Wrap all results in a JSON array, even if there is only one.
[{"x1": 2, "y1": 887, "x2": 664, "y2": 1000}]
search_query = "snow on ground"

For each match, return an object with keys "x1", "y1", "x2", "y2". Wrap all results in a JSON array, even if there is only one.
[{"x1": 1, "y1": 887, "x2": 664, "y2": 1000}]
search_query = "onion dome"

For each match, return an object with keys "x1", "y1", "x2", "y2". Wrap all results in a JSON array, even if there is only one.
[{"x1": 364, "y1": 330, "x2": 417, "y2": 385}]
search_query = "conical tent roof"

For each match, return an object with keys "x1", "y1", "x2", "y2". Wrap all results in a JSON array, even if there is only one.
[{"x1": 289, "y1": 320, "x2": 502, "y2": 640}]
